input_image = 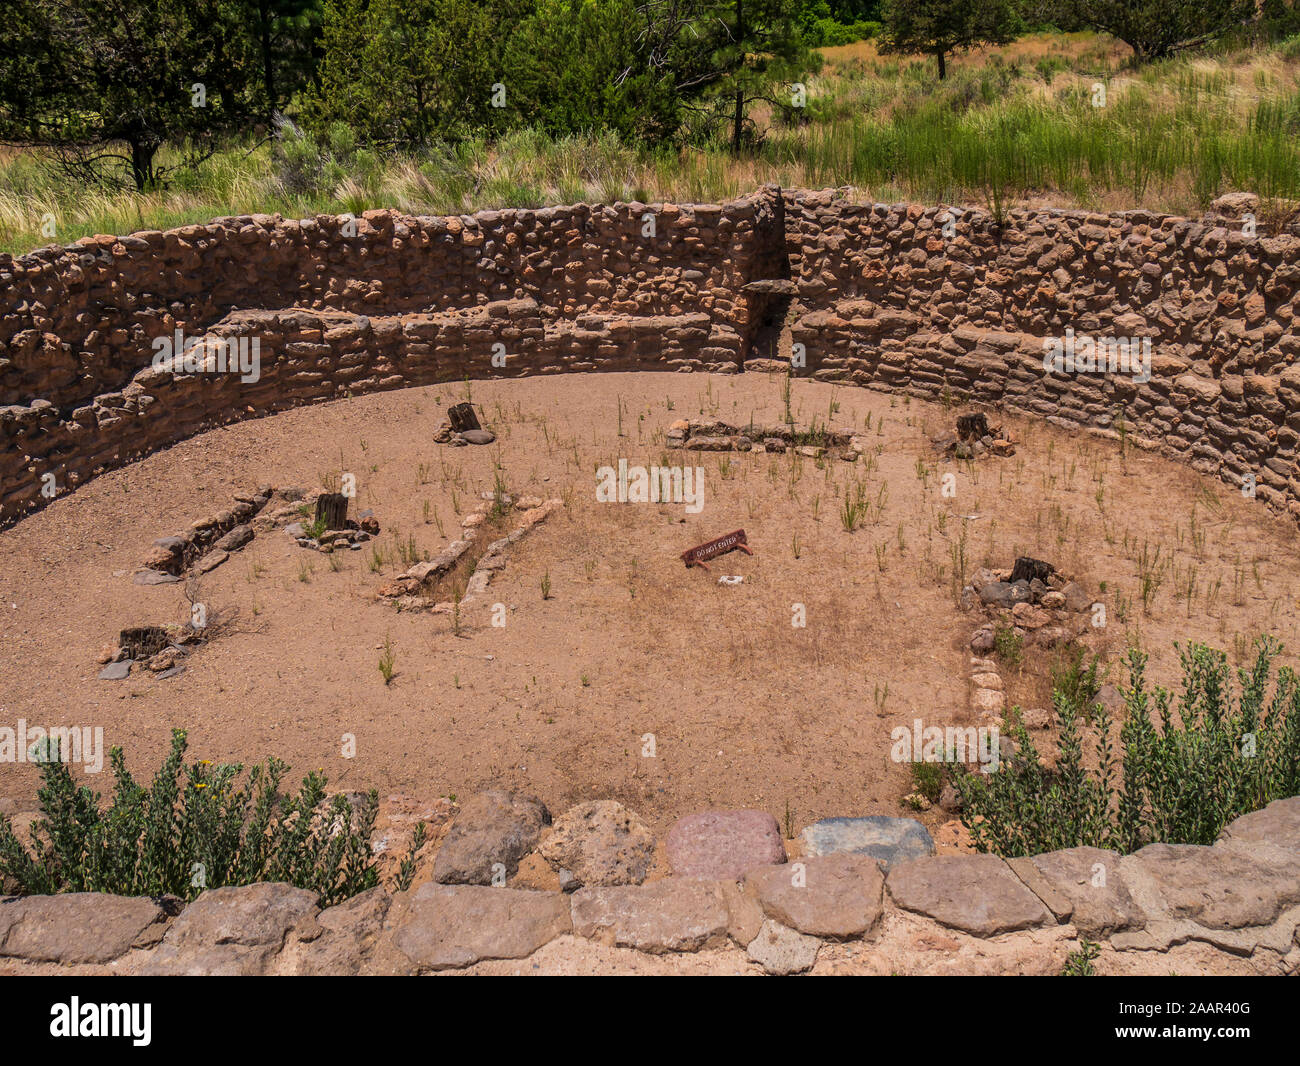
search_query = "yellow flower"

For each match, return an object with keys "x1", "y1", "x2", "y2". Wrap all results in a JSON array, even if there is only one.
[{"x1": 194, "y1": 782, "x2": 207, "y2": 789}]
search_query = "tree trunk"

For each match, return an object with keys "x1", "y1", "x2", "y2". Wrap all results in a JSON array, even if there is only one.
[
  {"x1": 731, "y1": 0, "x2": 746, "y2": 154},
  {"x1": 129, "y1": 139, "x2": 156, "y2": 191},
  {"x1": 259, "y1": 1, "x2": 277, "y2": 120},
  {"x1": 936, "y1": 49, "x2": 947, "y2": 80},
  {"x1": 315, "y1": 493, "x2": 350, "y2": 531}
]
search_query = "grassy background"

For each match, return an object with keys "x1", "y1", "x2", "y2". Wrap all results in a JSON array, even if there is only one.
[{"x1": 4, "y1": 31, "x2": 1300, "y2": 255}]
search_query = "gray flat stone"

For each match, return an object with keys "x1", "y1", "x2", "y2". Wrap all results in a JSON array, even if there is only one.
[
  {"x1": 800, "y1": 816, "x2": 934, "y2": 871},
  {"x1": 392, "y1": 883, "x2": 570, "y2": 970},
  {"x1": 215, "y1": 524, "x2": 253, "y2": 552},
  {"x1": 570, "y1": 879, "x2": 730, "y2": 953},
  {"x1": 458, "y1": 429, "x2": 496, "y2": 445},
  {"x1": 98, "y1": 660, "x2": 132, "y2": 680},
  {"x1": 196, "y1": 549, "x2": 229, "y2": 573},
  {"x1": 745, "y1": 852, "x2": 884, "y2": 938},
  {"x1": 746, "y1": 919, "x2": 819, "y2": 974},
  {"x1": 665, "y1": 809, "x2": 786, "y2": 880},
  {"x1": 887, "y1": 854, "x2": 1054, "y2": 937},
  {"x1": 133, "y1": 568, "x2": 181, "y2": 585},
  {"x1": 0, "y1": 893, "x2": 163, "y2": 963}
]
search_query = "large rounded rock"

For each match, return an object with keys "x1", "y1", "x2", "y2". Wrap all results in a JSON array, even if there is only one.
[
  {"x1": 665, "y1": 808, "x2": 787, "y2": 880},
  {"x1": 432, "y1": 789, "x2": 551, "y2": 886},
  {"x1": 886, "y1": 854, "x2": 1053, "y2": 937},
  {"x1": 539, "y1": 800, "x2": 656, "y2": 887}
]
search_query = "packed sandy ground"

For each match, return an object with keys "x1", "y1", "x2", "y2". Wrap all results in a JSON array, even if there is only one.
[{"x1": 2, "y1": 371, "x2": 1298, "y2": 833}]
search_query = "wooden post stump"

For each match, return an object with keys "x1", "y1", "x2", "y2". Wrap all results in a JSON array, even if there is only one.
[
  {"x1": 315, "y1": 493, "x2": 349, "y2": 531},
  {"x1": 120, "y1": 626, "x2": 170, "y2": 660},
  {"x1": 957, "y1": 412, "x2": 989, "y2": 440},
  {"x1": 1010, "y1": 556, "x2": 1055, "y2": 584},
  {"x1": 448, "y1": 403, "x2": 481, "y2": 433}
]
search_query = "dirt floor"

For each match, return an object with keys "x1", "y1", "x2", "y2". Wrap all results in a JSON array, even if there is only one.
[{"x1": 2, "y1": 371, "x2": 1298, "y2": 833}]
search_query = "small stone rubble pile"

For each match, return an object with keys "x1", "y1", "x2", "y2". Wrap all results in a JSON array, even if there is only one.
[
  {"x1": 96, "y1": 623, "x2": 204, "y2": 681},
  {"x1": 3, "y1": 791, "x2": 1297, "y2": 975},
  {"x1": 667, "y1": 417, "x2": 867, "y2": 461},
  {"x1": 964, "y1": 556, "x2": 1099, "y2": 654},
  {"x1": 931, "y1": 411, "x2": 1017, "y2": 459},
  {"x1": 377, "y1": 492, "x2": 561, "y2": 611},
  {"x1": 134, "y1": 486, "x2": 272, "y2": 584},
  {"x1": 432, "y1": 401, "x2": 497, "y2": 447},
  {"x1": 960, "y1": 557, "x2": 1105, "y2": 727}
]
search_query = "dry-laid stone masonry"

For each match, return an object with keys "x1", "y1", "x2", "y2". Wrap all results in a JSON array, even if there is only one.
[
  {"x1": 3, "y1": 795, "x2": 1298, "y2": 975},
  {"x1": 5, "y1": 187, "x2": 1300, "y2": 535}
]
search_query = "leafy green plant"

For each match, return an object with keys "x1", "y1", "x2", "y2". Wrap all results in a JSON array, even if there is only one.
[
  {"x1": 0, "y1": 730, "x2": 382, "y2": 905},
  {"x1": 910, "y1": 760, "x2": 945, "y2": 804},
  {"x1": 302, "y1": 514, "x2": 329, "y2": 540},
  {"x1": 955, "y1": 639, "x2": 1300, "y2": 858},
  {"x1": 992, "y1": 624, "x2": 1024, "y2": 669},
  {"x1": 1052, "y1": 646, "x2": 1102, "y2": 716},
  {"x1": 1061, "y1": 939, "x2": 1101, "y2": 976}
]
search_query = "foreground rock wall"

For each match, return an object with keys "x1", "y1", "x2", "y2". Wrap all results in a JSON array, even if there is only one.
[
  {"x1": 2, "y1": 797, "x2": 1297, "y2": 976},
  {"x1": 4, "y1": 186, "x2": 1300, "y2": 526}
]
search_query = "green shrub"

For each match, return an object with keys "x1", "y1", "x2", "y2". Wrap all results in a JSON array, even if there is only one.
[
  {"x1": 992, "y1": 624, "x2": 1024, "y2": 668},
  {"x1": 0, "y1": 729, "x2": 383, "y2": 905},
  {"x1": 1051, "y1": 646, "x2": 1102, "y2": 716},
  {"x1": 910, "y1": 760, "x2": 946, "y2": 803},
  {"x1": 955, "y1": 639, "x2": 1300, "y2": 858}
]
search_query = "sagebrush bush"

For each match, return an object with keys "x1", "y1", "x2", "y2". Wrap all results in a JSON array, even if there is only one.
[
  {"x1": 956, "y1": 638, "x2": 1300, "y2": 857},
  {"x1": 0, "y1": 729, "x2": 383, "y2": 905}
]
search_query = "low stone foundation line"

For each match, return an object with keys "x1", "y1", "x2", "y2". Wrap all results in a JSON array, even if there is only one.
[
  {"x1": 2, "y1": 188, "x2": 1299, "y2": 530},
  {"x1": 1, "y1": 797, "x2": 1296, "y2": 975}
]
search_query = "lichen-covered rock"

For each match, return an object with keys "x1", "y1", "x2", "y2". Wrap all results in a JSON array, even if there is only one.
[{"x1": 539, "y1": 800, "x2": 656, "y2": 888}]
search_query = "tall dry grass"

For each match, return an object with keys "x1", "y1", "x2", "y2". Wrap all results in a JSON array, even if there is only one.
[{"x1": 3, "y1": 31, "x2": 1300, "y2": 254}]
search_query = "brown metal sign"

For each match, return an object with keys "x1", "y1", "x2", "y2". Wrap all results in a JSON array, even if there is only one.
[{"x1": 681, "y1": 529, "x2": 752, "y2": 571}]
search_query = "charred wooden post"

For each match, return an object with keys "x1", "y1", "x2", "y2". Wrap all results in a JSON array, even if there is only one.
[
  {"x1": 448, "y1": 403, "x2": 481, "y2": 434},
  {"x1": 1010, "y1": 556, "x2": 1055, "y2": 584},
  {"x1": 315, "y1": 492, "x2": 349, "y2": 531},
  {"x1": 119, "y1": 626, "x2": 171, "y2": 660},
  {"x1": 957, "y1": 412, "x2": 989, "y2": 440}
]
